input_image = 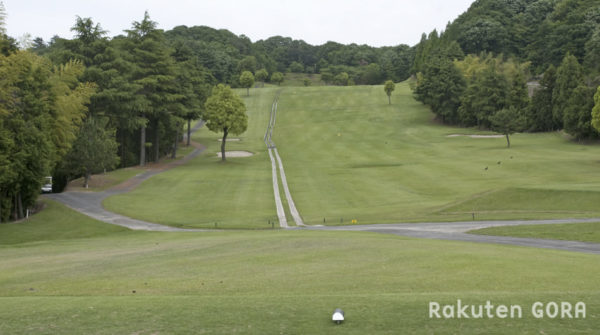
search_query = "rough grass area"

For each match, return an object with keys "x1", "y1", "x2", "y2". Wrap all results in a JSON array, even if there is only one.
[
  {"x1": 65, "y1": 167, "x2": 142, "y2": 192},
  {"x1": 470, "y1": 221, "x2": 600, "y2": 243},
  {"x1": 66, "y1": 144, "x2": 194, "y2": 192},
  {"x1": 0, "y1": 199, "x2": 128, "y2": 245},
  {"x1": 0, "y1": 225, "x2": 598, "y2": 334}
]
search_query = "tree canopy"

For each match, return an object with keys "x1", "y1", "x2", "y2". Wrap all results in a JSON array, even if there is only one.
[
  {"x1": 239, "y1": 71, "x2": 254, "y2": 96},
  {"x1": 384, "y1": 80, "x2": 395, "y2": 105},
  {"x1": 204, "y1": 84, "x2": 247, "y2": 161}
]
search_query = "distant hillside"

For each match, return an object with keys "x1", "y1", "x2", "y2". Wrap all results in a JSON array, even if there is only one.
[
  {"x1": 438, "y1": 0, "x2": 600, "y2": 74},
  {"x1": 411, "y1": 0, "x2": 600, "y2": 140},
  {"x1": 163, "y1": 25, "x2": 414, "y2": 86}
]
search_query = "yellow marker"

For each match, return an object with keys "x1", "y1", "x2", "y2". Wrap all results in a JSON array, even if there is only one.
[
  {"x1": 351, "y1": 219, "x2": 357, "y2": 224},
  {"x1": 337, "y1": 133, "x2": 341, "y2": 136}
]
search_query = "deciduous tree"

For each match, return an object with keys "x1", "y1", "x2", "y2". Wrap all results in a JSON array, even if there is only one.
[
  {"x1": 384, "y1": 80, "x2": 395, "y2": 105},
  {"x1": 255, "y1": 68, "x2": 268, "y2": 87},
  {"x1": 271, "y1": 71, "x2": 284, "y2": 86},
  {"x1": 239, "y1": 70, "x2": 254, "y2": 96},
  {"x1": 489, "y1": 107, "x2": 526, "y2": 148},
  {"x1": 459, "y1": 60, "x2": 507, "y2": 128},
  {"x1": 204, "y1": 84, "x2": 247, "y2": 161}
]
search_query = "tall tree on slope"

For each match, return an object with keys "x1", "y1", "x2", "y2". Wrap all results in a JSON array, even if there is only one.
[
  {"x1": 125, "y1": 11, "x2": 181, "y2": 165},
  {"x1": 203, "y1": 84, "x2": 247, "y2": 162}
]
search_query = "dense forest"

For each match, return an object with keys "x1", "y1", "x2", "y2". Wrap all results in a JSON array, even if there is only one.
[
  {"x1": 413, "y1": 0, "x2": 600, "y2": 141},
  {"x1": 2, "y1": 0, "x2": 600, "y2": 222}
]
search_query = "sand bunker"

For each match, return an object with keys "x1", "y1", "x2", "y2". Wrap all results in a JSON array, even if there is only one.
[
  {"x1": 447, "y1": 134, "x2": 504, "y2": 138},
  {"x1": 216, "y1": 151, "x2": 254, "y2": 158},
  {"x1": 217, "y1": 138, "x2": 241, "y2": 142}
]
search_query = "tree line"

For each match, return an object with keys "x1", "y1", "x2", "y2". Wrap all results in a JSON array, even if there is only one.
[
  {"x1": 0, "y1": 10, "x2": 217, "y2": 221},
  {"x1": 412, "y1": 0, "x2": 600, "y2": 144},
  {"x1": 34, "y1": 24, "x2": 415, "y2": 88}
]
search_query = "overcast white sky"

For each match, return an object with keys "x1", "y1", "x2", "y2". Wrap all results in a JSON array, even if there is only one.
[{"x1": 3, "y1": 0, "x2": 474, "y2": 47}]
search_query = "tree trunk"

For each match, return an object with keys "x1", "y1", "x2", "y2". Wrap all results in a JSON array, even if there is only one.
[
  {"x1": 171, "y1": 127, "x2": 179, "y2": 159},
  {"x1": 84, "y1": 172, "x2": 91, "y2": 189},
  {"x1": 16, "y1": 192, "x2": 23, "y2": 220},
  {"x1": 140, "y1": 125, "x2": 146, "y2": 166},
  {"x1": 246, "y1": 87, "x2": 250, "y2": 96},
  {"x1": 13, "y1": 194, "x2": 17, "y2": 221},
  {"x1": 187, "y1": 119, "x2": 191, "y2": 147},
  {"x1": 221, "y1": 127, "x2": 228, "y2": 162},
  {"x1": 506, "y1": 134, "x2": 511, "y2": 148},
  {"x1": 388, "y1": 95, "x2": 391, "y2": 105},
  {"x1": 121, "y1": 130, "x2": 126, "y2": 168},
  {"x1": 154, "y1": 119, "x2": 160, "y2": 163}
]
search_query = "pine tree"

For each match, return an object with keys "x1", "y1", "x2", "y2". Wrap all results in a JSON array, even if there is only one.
[
  {"x1": 415, "y1": 57, "x2": 465, "y2": 123},
  {"x1": 64, "y1": 117, "x2": 119, "y2": 188},
  {"x1": 563, "y1": 85, "x2": 597, "y2": 140},
  {"x1": 527, "y1": 65, "x2": 556, "y2": 132},
  {"x1": 553, "y1": 53, "x2": 584, "y2": 130},
  {"x1": 125, "y1": 11, "x2": 181, "y2": 165}
]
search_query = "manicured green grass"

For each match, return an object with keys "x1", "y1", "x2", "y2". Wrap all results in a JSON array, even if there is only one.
[
  {"x1": 274, "y1": 83, "x2": 600, "y2": 225},
  {"x1": 103, "y1": 88, "x2": 278, "y2": 229},
  {"x1": 471, "y1": 221, "x2": 600, "y2": 243},
  {"x1": 0, "y1": 199, "x2": 128, "y2": 245},
  {"x1": 105, "y1": 83, "x2": 600, "y2": 228},
  {"x1": 0, "y1": 226, "x2": 598, "y2": 334}
]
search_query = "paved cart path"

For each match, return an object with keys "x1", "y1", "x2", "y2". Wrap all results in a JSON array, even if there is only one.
[
  {"x1": 307, "y1": 219, "x2": 600, "y2": 255},
  {"x1": 47, "y1": 122, "x2": 209, "y2": 232},
  {"x1": 44, "y1": 117, "x2": 600, "y2": 254}
]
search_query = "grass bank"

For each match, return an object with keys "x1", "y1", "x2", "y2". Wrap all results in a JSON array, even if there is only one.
[{"x1": 470, "y1": 221, "x2": 600, "y2": 243}]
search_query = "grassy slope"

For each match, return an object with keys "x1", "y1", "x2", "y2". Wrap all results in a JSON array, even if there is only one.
[
  {"x1": 0, "y1": 199, "x2": 128, "y2": 245},
  {"x1": 103, "y1": 88, "x2": 278, "y2": 229},
  {"x1": 471, "y1": 221, "x2": 600, "y2": 243},
  {"x1": 107, "y1": 83, "x2": 600, "y2": 228},
  {"x1": 0, "y1": 227, "x2": 599, "y2": 334},
  {"x1": 275, "y1": 83, "x2": 600, "y2": 224}
]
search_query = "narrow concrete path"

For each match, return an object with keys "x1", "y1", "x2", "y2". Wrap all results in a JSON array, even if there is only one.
[
  {"x1": 307, "y1": 219, "x2": 600, "y2": 255},
  {"x1": 43, "y1": 115, "x2": 600, "y2": 255},
  {"x1": 264, "y1": 92, "x2": 305, "y2": 227},
  {"x1": 267, "y1": 148, "x2": 288, "y2": 228},
  {"x1": 46, "y1": 122, "x2": 209, "y2": 232},
  {"x1": 264, "y1": 92, "x2": 288, "y2": 227}
]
